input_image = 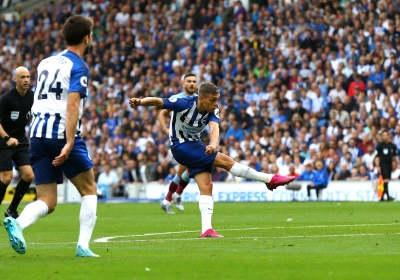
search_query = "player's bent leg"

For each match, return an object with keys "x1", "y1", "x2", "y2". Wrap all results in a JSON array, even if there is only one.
[
  {"x1": 213, "y1": 153, "x2": 296, "y2": 191},
  {"x1": 173, "y1": 168, "x2": 190, "y2": 211},
  {"x1": 6, "y1": 165, "x2": 34, "y2": 218},
  {"x1": 70, "y1": 169, "x2": 97, "y2": 196},
  {"x1": 194, "y1": 172, "x2": 223, "y2": 238},
  {"x1": 177, "y1": 164, "x2": 187, "y2": 178},
  {"x1": 69, "y1": 169, "x2": 99, "y2": 257},
  {"x1": 164, "y1": 174, "x2": 179, "y2": 202},
  {"x1": 175, "y1": 169, "x2": 189, "y2": 193},
  {"x1": 162, "y1": 164, "x2": 187, "y2": 214}
]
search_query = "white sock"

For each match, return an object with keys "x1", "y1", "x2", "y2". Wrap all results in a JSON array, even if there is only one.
[
  {"x1": 78, "y1": 195, "x2": 97, "y2": 250},
  {"x1": 229, "y1": 162, "x2": 274, "y2": 183},
  {"x1": 162, "y1": 199, "x2": 171, "y2": 205},
  {"x1": 16, "y1": 200, "x2": 48, "y2": 230},
  {"x1": 199, "y1": 195, "x2": 213, "y2": 234}
]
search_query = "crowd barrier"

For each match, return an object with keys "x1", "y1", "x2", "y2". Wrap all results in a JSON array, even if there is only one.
[
  {"x1": 61, "y1": 180, "x2": 400, "y2": 203},
  {"x1": 4, "y1": 180, "x2": 399, "y2": 204}
]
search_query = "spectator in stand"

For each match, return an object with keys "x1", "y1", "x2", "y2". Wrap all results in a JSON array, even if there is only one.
[
  {"x1": 122, "y1": 159, "x2": 141, "y2": 184},
  {"x1": 348, "y1": 138, "x2": 363, "y2": 162},
  {"x1": 347, "y1": 74, "x2": 366, "y2": 98},
  {"x1": 362, "y1": 144, "x2": 377, "y2": 169},
  {"x1": 296, "y1": 159, "x2": 316, "y2": 182},
  {"x1": 225, "y1": 120, "x2": 245, "y2": 142},
  {"x1": 338, "y1": 163, "x2": 351, "y2": 180},
  {"x1": 358, "y1": 134, "x2": 374, "y2": 155},
  {"x1": 288, "y1": 165, "x2": 299, "y2": 179},
  {"x1": 306, "y1": 161, "x2": 328, "y2": 201},
  {"x1": 137, "y1": 153, "x2": 156, "y2": 184},
  {"x1": 358, "y1": 165, "x2": 371, "y2": 181},
  {"x1": 328, "y1": 82, "x2": 346, "y2": 103},
  {"x1": 273, "y1": 107, "x2": 288, "y2": 125},
  {"x1": 97, "y1": 164, "x2": 120, "y2": 197},
  {"x1": 212, "y1": 167, "x2": 229, "y2": 182},
  {"x1": 326, "y1": 161, "x2": 338, "y2": 181}
]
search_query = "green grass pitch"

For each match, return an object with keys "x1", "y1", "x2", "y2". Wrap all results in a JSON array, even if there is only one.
[{"x1": 0, "y1": 202, "x2": 399, "y2": 280}]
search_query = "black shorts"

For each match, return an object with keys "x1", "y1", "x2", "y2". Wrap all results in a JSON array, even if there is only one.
[
  {"x1": 0, "y1": 145, "x2": 30, "y2": 172},
  {"x1": 380, "y1": 163, "x2": 392, "y2": 180}
]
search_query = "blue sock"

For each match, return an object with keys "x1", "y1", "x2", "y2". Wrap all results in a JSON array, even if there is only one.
[
  {"x1": 181, "y1": 171, "x2": 190, "y2": 183},
  {"x1": 172, "y1": 174, "x2": 180, "y2": 184}
]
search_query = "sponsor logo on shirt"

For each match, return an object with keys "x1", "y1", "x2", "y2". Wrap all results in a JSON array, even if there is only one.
[{"x1": 182, "y1": 124, "x2": 203, "y2": 134}]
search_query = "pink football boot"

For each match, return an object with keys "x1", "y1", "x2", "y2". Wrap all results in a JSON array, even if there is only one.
[
  {"x1": 266, "y1": 174, "x2": 296, "y2": 191},
  {"x1": 200, "y1": 228, "x2": 224, "y2": 238}
]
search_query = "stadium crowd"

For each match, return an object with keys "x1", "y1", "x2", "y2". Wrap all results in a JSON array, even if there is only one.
[{"x1": 1, "y1": 0, "x2": 400, "y2": 193}]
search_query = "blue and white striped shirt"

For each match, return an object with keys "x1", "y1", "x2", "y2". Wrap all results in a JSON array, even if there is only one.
[
  {"x1": 162, "y1": 96, "x2": 220, "y2": 146},
  {"x1": 30, "y1": 50, "x2": 89, "y2": 139}
]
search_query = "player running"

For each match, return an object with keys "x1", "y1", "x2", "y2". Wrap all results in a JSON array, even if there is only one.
[
  {"x1": 3, "y1": 15, "x2": 99, "y2": 257},
  {"x1": 158, "y1": 73, "x2": 197, "y2": 214},
  {"x1": 130, "y1": 82, "x2": 295, "y2": 238},
  {"x1": 0, "y1": 67, "x2": 34, "y2": 221}
]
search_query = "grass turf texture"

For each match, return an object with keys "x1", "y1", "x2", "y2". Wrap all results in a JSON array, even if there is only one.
[{"x1": 0, "y1": 202, "x2": 399, "y2": 280}]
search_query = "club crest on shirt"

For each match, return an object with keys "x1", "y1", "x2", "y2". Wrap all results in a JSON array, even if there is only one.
[
  {"x1": 214, "y1": 108, "x2": 220, "y2": 119},
  {"x1": 80, "y1": 76, "x2": 88, "y2": 87},
  {"x1": 26, "y1": 111, "x2": 32, "y2": 119},
  {"x1": 10, "y1": 111, "x2": 19, "y2": 121},
  {"x1": 383, "y1": 148, "x2": 388, "y2": 154}
]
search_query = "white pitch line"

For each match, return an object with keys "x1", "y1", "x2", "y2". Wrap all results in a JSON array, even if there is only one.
[
  {"x1": 0, "y1": 223, "x2": 397, "y2": 247},
  {"x1": 93, "y1": 223, "x2": 399, "y2": 243},
  {"x1": 100, "y1": 232, "x2": 400, "y2": 243},
  {"x1": 13, "y1": 232, "x2": 400, "y2": 246}
]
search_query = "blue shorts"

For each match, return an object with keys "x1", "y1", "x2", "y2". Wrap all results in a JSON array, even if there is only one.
[
  {"x1": 30, "y1": 137, "x2": 93, "y2": 184},
  {"x1": 171, "y1": 141, "x2": 217, "y2": 178}
]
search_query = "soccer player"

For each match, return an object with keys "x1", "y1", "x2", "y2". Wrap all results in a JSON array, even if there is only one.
[
  {"x1": 3, "y1": 15, "x2": 99, "y2": 257},
  {"x1": 130, "y1": 82, "x2": 295, "y2": 238},
  {"x1": 158, "y1": 73, "x2": 198, "y2": 214},
  {"x1": 0, "y1": 67, "x2": 34, "y2": 220}
]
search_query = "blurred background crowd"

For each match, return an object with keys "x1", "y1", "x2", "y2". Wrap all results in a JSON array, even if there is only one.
[{"x1": 2, "y1": 0, "x2": 400, "y2": 192}]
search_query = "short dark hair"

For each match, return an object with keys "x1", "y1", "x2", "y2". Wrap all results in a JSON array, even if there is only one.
[
  {"x1": 62, "y1": 15, "x2": 93, "y2": 46},
  {"x1": 198, "y1": 82, "x2": 219, "y2": 96},
  {"x1": 183, "y1": 73, "x2": 196, "y2": 80}
]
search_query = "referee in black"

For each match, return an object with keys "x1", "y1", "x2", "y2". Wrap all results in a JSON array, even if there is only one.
[
  {"x1": 0, "y1": 66, "x2": 34, "y2": 219},
  {"x1": 375, "y1": 130, "x2": 397, "y2": 201}
]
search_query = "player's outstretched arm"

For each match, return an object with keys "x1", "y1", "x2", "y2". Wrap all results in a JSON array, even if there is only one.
[
  {"x1": 158, "y1": 109, "x2": 171, "y2": 135},
  {"x1": 53, "y1": 92, "x2": 81, "y2": 166},
  {"x1": 129, "y1": 97, "x2": 164, "y2": 109},
  {"x1": 205, "y1": 121, "x2": 220, "y2": 155}
]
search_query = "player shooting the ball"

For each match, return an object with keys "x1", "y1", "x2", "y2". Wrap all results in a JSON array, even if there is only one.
[{"x1": 130, "y1": 82, "x2": 295, "y2": 238}]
